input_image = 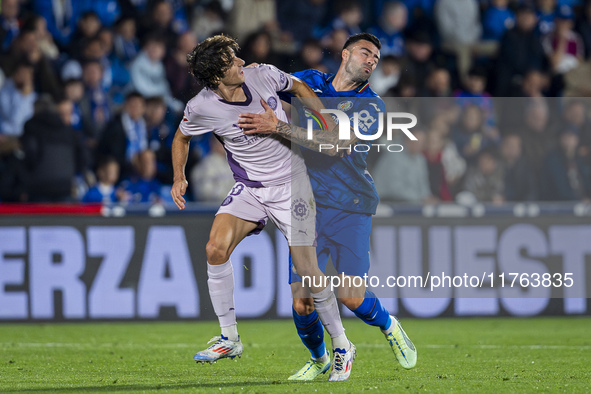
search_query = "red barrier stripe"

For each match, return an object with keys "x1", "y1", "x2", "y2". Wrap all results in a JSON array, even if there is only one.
[{"x1": 0, "y1": 204, "x2": 103, "y2": 215}]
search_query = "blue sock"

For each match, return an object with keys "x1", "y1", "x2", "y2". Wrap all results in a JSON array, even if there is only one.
[
  {"x1": 353, "y1": 290, "x2": 392, "y2": 330},
  {"x1": 292, "y1": 308, "x2": 326, "y2": 359}
]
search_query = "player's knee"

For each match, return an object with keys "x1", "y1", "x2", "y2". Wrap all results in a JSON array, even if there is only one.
[
  {"x1": 292, "y1": 297, "x2": 315, "y2": 315},
  {"x1": 205, "y1": 239, "x2": 231, "y2": 265},
  {"x1": 339, "y1": 297, "x2": 363, "y2": 311}
]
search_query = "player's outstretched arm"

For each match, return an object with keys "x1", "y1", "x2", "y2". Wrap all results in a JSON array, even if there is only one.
[
  {"x1": 287, "y1": 77, "x2": 335, "y2": 128},
  {"x1": 238, "y1": 99, "x2": 357, "y2": 157},
  {"x1": 171, "y1": 128, "x2": 192, "y2": 210}
]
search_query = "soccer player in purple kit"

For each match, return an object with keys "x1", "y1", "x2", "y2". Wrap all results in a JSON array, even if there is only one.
[
  {"x1": 238, "y1": 33, "x2": 417, "y2": 381},
  {"x1": 170, "y1": 35, "x2": 356, "y2": 381}
]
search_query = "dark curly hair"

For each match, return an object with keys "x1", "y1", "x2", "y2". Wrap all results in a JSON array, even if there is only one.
[{"x1": 187, "y1": 35, "x2": 240, "y2": 90}]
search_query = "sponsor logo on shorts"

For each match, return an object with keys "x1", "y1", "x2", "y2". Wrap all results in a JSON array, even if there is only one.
[
  {"x1": 291, "y1": 198, "x2": 310, "y2": 221},
  {"x1": 222, "y1": 196, "x2": 233, "y2": 206},
  {"x1": 267, "y1": 97, "x2": 278, "y2": 110}
]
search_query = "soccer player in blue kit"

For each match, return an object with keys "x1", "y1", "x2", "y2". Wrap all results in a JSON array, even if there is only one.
[{"x1": 238, "y1": 33, "x2": 417, "y2": 381}]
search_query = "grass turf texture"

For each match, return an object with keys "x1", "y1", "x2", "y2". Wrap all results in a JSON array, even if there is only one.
[{"x1": 1, "y1": 317, "x2": 589, "y2": 393}]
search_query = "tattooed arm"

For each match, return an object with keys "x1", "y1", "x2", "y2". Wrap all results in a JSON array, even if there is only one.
[
  {"x1": 238, "y1": 98, "x2": 357, "y2": 157},
  {"x1": 273, "y1": 112, "x2": 357, "y2": 156}
]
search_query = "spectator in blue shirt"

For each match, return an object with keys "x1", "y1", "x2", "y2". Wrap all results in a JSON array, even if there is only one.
[
  {"x1": 0, "y1": 0, "x2": 20, "y2": 53},
  {"x1": 32, "y1": 0, "x2": 88, "y2": 48},
  {"x1": 83, "y1": 156, "x2": 122, "y2": 203},
  {"x1": 97, "y1": 91, "x2": 147, "y2": 181},
  {"x1": 163, "y1": 0, "x2": 189, "y2": 33},
  {"x1": 452, "y1": 104, "x2": 500, "y2": 163},
  {"x1": 113, "y1": 16, "x2": 139, "y2": 63},
  {"x1": 482, "y1": 0, "x2": 516, "y2": 42},
  {"x1": 454, "y1": 66, "x2": 496, "y2": 128},
  {"x1": 80, "y1": 59, "x2": 112, "y2": 134},
  {"x1": 374, "y1": 0, "x2": 435, "y2": 27},
  {"x1": 558, "y1": 0, "x2": 582, "y2": 6},
  {"x1": 145, "y1": 96, "x2": 174, "y2": 184},
  {"x1": 121, "y1": 149, "x2": 162, "y2": 203},
  {"x1": 368, "y1": 1, "x2": 408, "y2": 57},
  {"x1": 537, "y1": 0, "x2": 557, "y2": 35},
  {"x1": 69, "y1": 11, "x2": 102, "y2": 60},
  {"x1": 321, "y1": 28, "x2": 350, "y2": 74},
  {"x1": 316, "y1": 0, "x2": 362, "y2": 41},
  {"x1": 130, "y1": 34, "x2": 181, "y2": 112},
  {"x1": 139, "y1": 0, "x2": 184, "y2": 49},
  {"x1": 0, "y1": 59, "x2": 36, "y2": 137},
  {"x1": 87, "y1": 0, "x2": 121, "y2": 27}
]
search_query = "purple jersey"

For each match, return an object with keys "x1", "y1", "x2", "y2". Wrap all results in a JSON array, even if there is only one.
[{"x1": 179, "y1": 64, "x2": 306, "y2": 187}]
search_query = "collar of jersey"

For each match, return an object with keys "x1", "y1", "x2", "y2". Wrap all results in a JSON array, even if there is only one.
[
  {"x1": 325, "y1": 74, "x2": 370, "y2": 94},
  {"x1": 216, "y1": 83, "x2": 253, "y2": 106}
]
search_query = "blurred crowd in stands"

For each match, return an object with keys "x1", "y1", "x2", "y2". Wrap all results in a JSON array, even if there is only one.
[{"x1": 0, "y1": 0, "x2": 591, "y2": 205}]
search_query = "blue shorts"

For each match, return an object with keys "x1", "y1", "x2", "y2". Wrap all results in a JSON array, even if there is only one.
[{"x1": 289, "y1": 205, "x2": 372, "y2": 283}]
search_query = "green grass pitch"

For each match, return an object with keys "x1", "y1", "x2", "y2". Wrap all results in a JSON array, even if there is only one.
[{"x1": 1, "y1": 317, "x2": 590, "y2": 393}]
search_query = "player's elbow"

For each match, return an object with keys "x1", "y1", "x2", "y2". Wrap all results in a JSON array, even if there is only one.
[{"x1": 175, "y1": 134, "x2": 192, "y2": 145}]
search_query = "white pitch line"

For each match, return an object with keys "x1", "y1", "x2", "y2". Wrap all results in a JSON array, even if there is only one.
[
  {"x1": 0, "y1": 342, "x2": 193, "y2": 349},
  {"x1": 2, "y1": 343, "x2": 590, "y2": 350},
  {"x1": 390, "y1": 344, "x2": 591, "y2": 350}
]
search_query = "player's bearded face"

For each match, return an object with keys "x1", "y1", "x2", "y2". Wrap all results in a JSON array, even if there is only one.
[{"x1": 344, "y1": 41, "x2": 380, "y2": 83}]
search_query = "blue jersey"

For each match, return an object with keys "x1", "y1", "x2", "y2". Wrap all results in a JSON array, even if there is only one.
[
  {"x1": 282, "y1": 69, "x2": 385, "y2": 215},
  {"x1": 482, "y1": 6, "x2": 515, "y2": 41}
]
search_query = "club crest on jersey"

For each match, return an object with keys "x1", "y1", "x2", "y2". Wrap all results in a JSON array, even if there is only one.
[
  {"x1": 291, "y1": 198, "x2": 310, "y2": 221},
  {"x1": 267, "y1": 97, "x2": 278, "y2": 110},
  {"x1": 221, "y1": 196, "x2": 233, "y2": 206},
  {"x1": 338, "y1": 100, "x2": 353, "y2": 112}
]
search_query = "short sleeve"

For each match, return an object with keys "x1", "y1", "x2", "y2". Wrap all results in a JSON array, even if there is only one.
[
  {"x1": 258, "y1": 64, "x2": 293, "y2": 92},
  {"x1": 178, "y1": 102, "x2": 211, "y2": 137}
]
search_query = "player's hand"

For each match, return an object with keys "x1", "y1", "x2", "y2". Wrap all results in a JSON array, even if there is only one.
[
  {"x1": 171, "y1": 179, "x2": 189, "y2": 210},
  {"x1": 238, "y1": 99, "x2": 279, "y2": 135}
]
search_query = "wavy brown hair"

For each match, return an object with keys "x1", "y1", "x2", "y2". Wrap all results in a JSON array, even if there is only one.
[{"x1": 186, "y1": 35, "x2": 240, "y2": 90}]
